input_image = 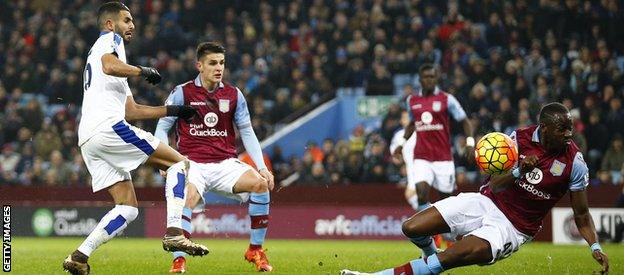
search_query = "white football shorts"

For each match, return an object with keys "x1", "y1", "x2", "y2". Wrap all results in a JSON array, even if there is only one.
[
  {"x1": 187, "y1": 158, "x2": 253, "y2": 203},
  {"x1": 433, "y1": 193, "x2": 531, "y2": 264},
  {"x1": 81, "y1": 120, "x2": 160, "y2": 192},
  {"x1": 402, "y1": 134, "x2": 416, "y2": 187},
  {"x1": 408, "y1": 159, "x2": 456, "y2": 193}
]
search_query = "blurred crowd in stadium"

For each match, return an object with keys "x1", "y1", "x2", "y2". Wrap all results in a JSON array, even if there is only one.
[{"x1": 1, "y1": 1, "x2": 623, "y2": 196}]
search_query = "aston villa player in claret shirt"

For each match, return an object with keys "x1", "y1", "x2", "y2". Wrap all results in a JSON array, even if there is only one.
[
  {"x1": 342, "y1": 103, "x2": 608, "y2": 275},
  {"x1": 155, "y1": 42, "x2": 274, "y2": 273},
  {"x1": 393, "y1": 64, "x2": 475, "y2": 214}
]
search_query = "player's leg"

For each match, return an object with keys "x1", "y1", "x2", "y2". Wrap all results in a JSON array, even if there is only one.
[
  {"x1": 342, "y1": 193, "x2": 496, "y2": 275},
  {"x1": 64, "y1": 180, "x2": 140, "y2": 274},
  {"x1": 202, "y1": 158, "x2": 272, "y2": 271},
  {"x1": 160, "y1": 157, "x2": 209, "y2": 256},
  {"x1": 431, "y1": 161, "x2": 456, "y2": 244},
  {"x1": 415, "y1": 181, "x2": 430, "y2": 208},
  {"x1": 142, "y1": 136, "x2": 208, "y2": 255},
  {"x1": 169, "y1": 205, "x2": 193, "y2": 273},
  {"x1": 435, "y1": 235, "x2": 492, "y2": 269},
  {"x1": 342, "y1": 235, "x2": 491, "y2": 275},
  {"x1": 230, "y1": 164, "x2": 273, "y2": 272},
  {"x1": 64, "y1": 133, "x2": 142, "y2": 275},
  {"x1": 411, "y1": 159, "x2": 435, "y2": 212},
  {"x1": 404, "y1": 187, "x2": 419, "y2": 211},
  {"x1": 402, "y1": 206, "x2": 450, "y2": 258},
  {"x1": 402, "y1": 138, "x2": 419, "y2": 210},
  {"x1": 169, "y1": 175, "x2": 204, "y2": 273},
  {"x1": 234, "y1": 170, "x2": 270, "y2": 251}
]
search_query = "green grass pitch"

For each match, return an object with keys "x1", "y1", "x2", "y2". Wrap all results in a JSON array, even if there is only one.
[{"x1": 11, "y1": 237, "x2": 622, "y2": 274}]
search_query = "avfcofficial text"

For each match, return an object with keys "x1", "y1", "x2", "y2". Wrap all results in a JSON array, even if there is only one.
[
  {"x1": 315, "y1": 215, "x2": 407, "y2": 236},
  {"x1": 2, "y1": 205, "x2": 10, "y2": 272}
]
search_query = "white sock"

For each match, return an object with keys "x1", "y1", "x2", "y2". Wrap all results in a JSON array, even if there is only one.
[
  {"x1": 407, "y1": 195, "x2": 419, "y2": 210},
  {"x1": 77, "y1": 205, "x2": 138, "y2": 256},
  {"x1": 165, "y1": 161, "x2": 187, "y2": 229}
]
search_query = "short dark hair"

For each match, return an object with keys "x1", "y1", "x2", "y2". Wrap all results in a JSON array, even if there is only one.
[
  {"x1": 539, "y1": 102, "x2": 569, "y2": 125},
  {"x1": 419, "y1": 63, "x2": 437, "y2": 75},
  {"x1": 97, "y1": 2, "x2": 130, "y2": 28},
  {"x1": 196, "y1": 42, "x2": 226, "y2": 60}
]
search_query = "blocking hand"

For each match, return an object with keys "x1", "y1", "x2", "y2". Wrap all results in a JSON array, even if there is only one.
[
  {"x1": 167, "y1": 105, "x2": 200, "y2": 122},
  {"x1": 259, "y1": 168, "x2": 274, "y2": 191},
  {"x1": 519, "y1": 155, "x2": 539, "y2": 175},
  {"x1": 137, "y1": 65, "x2": 162, "y2": 84},
  {"x1": 592, "y1": 250, "x2": 609, "y2": 274}
]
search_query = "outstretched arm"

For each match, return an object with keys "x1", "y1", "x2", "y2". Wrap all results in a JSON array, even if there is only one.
[
  {"x1": 570, "y1": 190, "x2": 609, "y2": 273},
  {"x1": 125, "y1": 96, "x2": 198, "y2": 121},
  {"x1": 101, "y1": 53, "x2": 141, "y2": 77},
  {"x1": 235, "y1": 88, "x2": 273, "y2": 190},
  {"x1": 488, "y1": 155, "x2": 538, "y2": 192},
  {"x1": 125, "y1": 95, "x2": 167, "y2": 121},
  {"x1": 461, "y1": 118, "x2": 475, "y2": 161},
  {"x1": 101, "y1": 53, "x2": 161, "y2": 84}
]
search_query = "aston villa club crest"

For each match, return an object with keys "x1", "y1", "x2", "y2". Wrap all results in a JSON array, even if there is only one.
[
  {"x1": 219, "y1": 99, "x2": 230, "y2": 113},
  {"x1": 432, "y1": 101, "x2": 441, "y2": 112},
  {"x1": 550, "y1": 160, "x2": 566, "y2": 176}
]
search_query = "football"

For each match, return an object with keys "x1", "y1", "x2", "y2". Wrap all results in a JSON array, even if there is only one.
[{"x1": 474, "y1": 132, "x2": 518, "y2": 175}]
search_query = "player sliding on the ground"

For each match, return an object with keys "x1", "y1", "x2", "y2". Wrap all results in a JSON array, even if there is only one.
[
  {"x1": 341, "y1": 102, "x2": 609, "y2": 275},
  {"x1": 155, "y1": 42, "x2": 274, "y2": 273},
  {"x1": 63, "y1": 2, "x2": 206, "y2": 275}
]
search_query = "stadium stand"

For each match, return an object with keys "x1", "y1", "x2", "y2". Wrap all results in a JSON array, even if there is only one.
[{"x1": 1, "y1": 0, "x2": 623, "y2": 193}]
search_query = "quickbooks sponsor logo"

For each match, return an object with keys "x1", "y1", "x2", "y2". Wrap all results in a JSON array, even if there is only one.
[
  {"x1": 189, "y1": 128, "x2": 228, "y2": 137},
  {"x1": 31, "y1": 209, "x2": 54, "y2": 237},
  {"x1": 32, "y1": 209, "x2": 99, "y2": 236},
  {"x1": 314, "y1": 215, "x2": 407, "y2": 236},
  {"x1": 52, "y1": 209, "x2": 98, "y2": 236}
]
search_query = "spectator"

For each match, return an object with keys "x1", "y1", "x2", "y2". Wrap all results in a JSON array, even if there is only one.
[
  {"x1": 0, "y1": 144, "x2": 20, "y2": 182},
  {"x1": 33, "y1": 121, "x2": 62, "y2": 160},
  {"x1": 2, "y1": 0, "x2": 624, "y2": 187},
  {"x1": 366, "y1": 62, "x2": 394, "y2": 95},
  {"x1": 45, "y1": 150, "x2": 72, "y2": 186},
  {"x1": 600, "y1": 135, "x2": 624, "y2": 185},
  {"x1": 585, "y1": 112, "x2": 610, "y2": 175}
]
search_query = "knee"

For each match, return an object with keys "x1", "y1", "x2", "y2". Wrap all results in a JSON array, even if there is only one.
[
  {"x1": 127, "y1": 206, "x2": 139, "y2": 222},
  {"x1": 402, "y1": 219, "x2": 420, "y2": 237},
  {"x1": 117, "y1": 205, "x2": 139, "y2": 222},
  {"x1": 404, "y1": 188, "x2": 415, "y2": 198},
  {"x1": 166, "y1": 160, "x2": 187, "y2": 174},
  {"x1": 185, "y1": 186, "x2": 201, "y2": 207},
  {"x1": 252, "y1": 177, "x2": 269, "y2": 193}
]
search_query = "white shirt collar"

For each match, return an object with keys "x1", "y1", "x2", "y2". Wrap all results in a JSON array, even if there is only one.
[{"x1": 532, "y1": 126, "x2": 541, "y2": 143}]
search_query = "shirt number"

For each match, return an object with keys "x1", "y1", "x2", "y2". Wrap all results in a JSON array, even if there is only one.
[{"x1": 84, "y1": 63, "x2": 92, "y2": 90}]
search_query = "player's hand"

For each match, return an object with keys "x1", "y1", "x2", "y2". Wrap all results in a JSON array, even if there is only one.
[
  {"x1": 393, "y1": 145, "x2": 403, "y2": 157},
  {"x1": 167, "y1": 105, "x2": 200, "y2": 122},
  {"x1": 519, "y1": 155, "x2": 539, "y2": 175},
  {"x1": 137, "y1": 65, "x2": 162, "y2": 84},
  {"x1": 592, "y1": 250, "x2": 609, "y2": 274},
  {"x1": 259, "y1": 168, "x2": 274, "y2": 191}
]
